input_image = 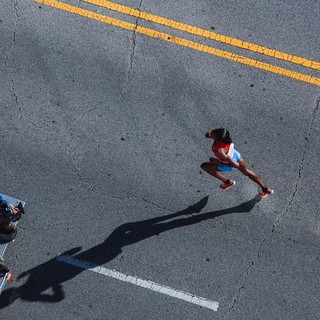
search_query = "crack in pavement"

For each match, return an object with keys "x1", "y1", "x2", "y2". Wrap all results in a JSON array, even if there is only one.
[
  {"x1": 13, "y1": 222, "x2": 26, "y2": 270},
  {"x1": 78, "y1": 177, "x2": 176, "y2": 213},
  {"x1": 277, "y1": 231, "x2": 320, "y2": 250},
  {"x1": 5, "y1": 0, "x2": 43, "y2": 129},
  {"x1": 66, "y1": 134, "x2": 174, "y2": 212},
  {"x1": 75, "y1": 175, "x2": 175, "y2": 213},
  {"x1": 124, "y1": 0, "x2": 143, "y2": 90},
  {"x1": 66, "y1": 143, "x2": 176, "y2": 212},
  {"x1": 13, "y1": 1, "x2": 18, "y2": 49},
  {"x1": 66, "y1": 104, "x2": 99, "y2": 174},
  {"x1": 211, "y1": 221, "x2": 260, "y2": 246},
  {"x1": 224, "y1": 97, "x2": 320, "y2": 319},
  {"x1": 8, "y1": 0, "x2": 25, "y2": 272},
  {"x1": 10, "y1": 1, "x2": 21, "y2": 115},
  {"x1": 129, "y1": 196, "x2": 174, "y2": 213}
]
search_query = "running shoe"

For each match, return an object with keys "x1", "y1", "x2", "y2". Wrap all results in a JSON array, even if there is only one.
[
  {"x1": 259, "y1": 188, "x2": 274, "y2": 198},
  {"x1": 220, "y1": 180, "x2": 235, "y2": 191}
]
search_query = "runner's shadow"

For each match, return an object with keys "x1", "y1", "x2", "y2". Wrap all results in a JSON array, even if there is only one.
[{"x1": 0, "y1": 195, "x2": 261, "y2": 307}]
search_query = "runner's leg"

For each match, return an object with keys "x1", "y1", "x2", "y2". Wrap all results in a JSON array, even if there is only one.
[
  {"x1": 237, "y1": 159, "x2": 267, "y2": 189},
  {"x1": 200, "y1": 161, "x2": 229, "y2": 183}
]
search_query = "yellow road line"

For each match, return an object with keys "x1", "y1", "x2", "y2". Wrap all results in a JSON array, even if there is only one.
[
  {"x1": 34, "y1": 0, "x2": 320, "y2": 86},
  {"x1": 84, "y1": 0, "x2": 320, "y2": 71}
]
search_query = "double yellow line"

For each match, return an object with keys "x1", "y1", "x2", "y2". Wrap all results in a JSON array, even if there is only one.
[{"x1": 35, "y1": 0, "x2": 320, "y2": 86}]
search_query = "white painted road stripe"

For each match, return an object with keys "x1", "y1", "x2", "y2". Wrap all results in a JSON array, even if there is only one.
[{"x1": 56, "y1": 254, "x2": 219, "y2": 311}]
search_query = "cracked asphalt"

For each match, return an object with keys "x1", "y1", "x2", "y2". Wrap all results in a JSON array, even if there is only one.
[{"x1": 1, "y1": 0, "x2": 320, "y2": 319}]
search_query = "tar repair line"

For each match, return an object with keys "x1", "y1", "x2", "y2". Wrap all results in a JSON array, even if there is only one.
[{"x1": 56, "y1": 254, "x2": 219, "y2": 311}]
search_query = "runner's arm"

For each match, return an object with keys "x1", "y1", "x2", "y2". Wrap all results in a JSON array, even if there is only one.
[{"x1": 216, "y1": 148, "x2": 240, "y2": 168}]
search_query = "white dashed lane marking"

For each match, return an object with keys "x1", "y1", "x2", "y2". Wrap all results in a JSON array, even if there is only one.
[{"x1": 56, "y1": 254, "x2": 219, "y2": 311}]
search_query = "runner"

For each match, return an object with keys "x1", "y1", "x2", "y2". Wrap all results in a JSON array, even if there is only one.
[{"x1": 200, "y1": 128, "x2": 273, "y2": 197}]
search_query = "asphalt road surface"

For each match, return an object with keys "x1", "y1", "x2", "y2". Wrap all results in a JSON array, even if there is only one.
[{"x1": 1, "y1": 0, "x2": 319, "y2": 319}]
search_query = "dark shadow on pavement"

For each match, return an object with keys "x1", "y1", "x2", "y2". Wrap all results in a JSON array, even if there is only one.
[{"x1": 0, "y1": 195, "x2": 261, "y2": 308}]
